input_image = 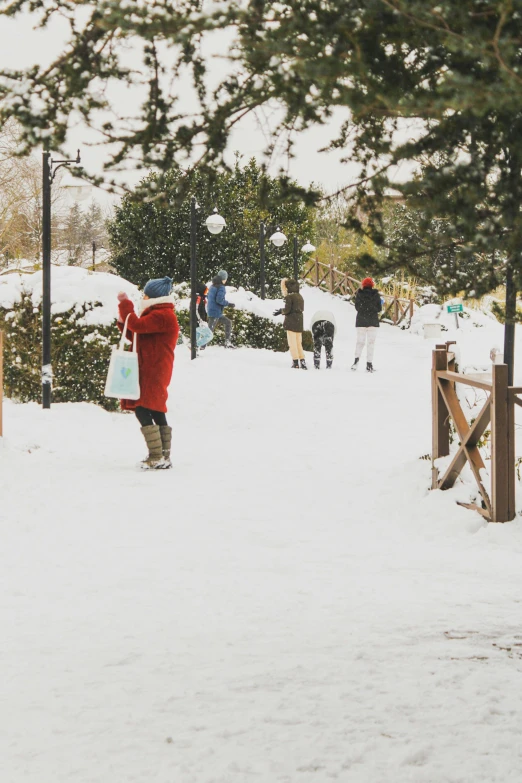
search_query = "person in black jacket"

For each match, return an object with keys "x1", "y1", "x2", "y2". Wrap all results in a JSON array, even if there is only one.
[
  {"x1": 196, "y1": 282, "x2": 209, "y2": 322},
  {"x1": 352, "y1": 277, "x2": 382, "y2": 372}
]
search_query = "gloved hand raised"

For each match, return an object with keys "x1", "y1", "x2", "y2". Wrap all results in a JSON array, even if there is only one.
[
  {"x1": 227, "y1": 302, "x2": 236, "y2": 309},
  {"x1": 273, "y1": 308, "x2": 282, "y2": 316},
  {"x1": 117, "y1": 291, "x2": 129, "y2": 303}
]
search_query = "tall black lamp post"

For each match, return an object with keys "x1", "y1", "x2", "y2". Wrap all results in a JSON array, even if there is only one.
[
  {"x1": 504, "y1": 263, "x2": 516, "y2": 386},
  {"x1": 296, "y1": 238, "x2": 316, "y2": 281},
  {"x1": 259, "y1": 221, "x2": 266, "y2": 300},
  {"x1": 42, "y1": 149, "x2": 83, "y2": 409},
  {"x1": 259, "y1": 224, "x2": 288, "y2": 299},
  {"x1": 190, "y1": 201, "x2": 226, "y2": 359}
]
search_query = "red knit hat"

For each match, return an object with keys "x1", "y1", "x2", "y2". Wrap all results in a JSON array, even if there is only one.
[{"x1": 362, "y1": 277, "x2": 375, "y2": 288}]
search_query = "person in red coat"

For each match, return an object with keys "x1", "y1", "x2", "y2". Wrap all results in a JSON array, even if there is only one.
[{"x1": 117, "y1": 276, "x2": 180, "y2": 469}]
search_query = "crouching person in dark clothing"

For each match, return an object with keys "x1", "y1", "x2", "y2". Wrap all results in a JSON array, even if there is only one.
[
  {"x1": 206, "y1": 269, "x2": 236, "y2": 348},
  {"x1": 310, "y1": 310, "x2": 336, "y2": 369},
  {"x1": 196, "y1": 282, "x2": 209, "y2": 322}
]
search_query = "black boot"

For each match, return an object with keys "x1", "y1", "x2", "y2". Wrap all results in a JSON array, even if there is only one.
[
  {"x1": 366, "y1": 362, "x2": 374, "y2": 372},
  {"x1": 314, "y1": 362, "x2": 320, "y2": 369},
  {"x1": 291, "y1": 359, "x2": 299, "y2": 368},
  {"x1": 300, "y1": 359, "x2": 308, "y2": 370},
  {"x1": 326, "y1": 360, "x2": 333, "y2": 369},
  {"x1": 351, "y1": 358, "x2": 359, "y2": 371}
]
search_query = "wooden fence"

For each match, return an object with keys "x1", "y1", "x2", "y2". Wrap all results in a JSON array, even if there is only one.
[
  {"x1": 303, "y1": 257, "x2": 415, "y2": 326},
  {"x1": 432, "y1": 342, "x2": 519, "y2": 523}
]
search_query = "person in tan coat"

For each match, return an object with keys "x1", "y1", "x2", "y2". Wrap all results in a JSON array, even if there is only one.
[{"x1": 274, "y1": 278, "x2": 307, "y2": 369}]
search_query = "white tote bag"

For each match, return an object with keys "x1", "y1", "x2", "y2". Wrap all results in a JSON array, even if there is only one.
[{"x1": 104, "y1": 314, "x2": 141, "y2": 400}]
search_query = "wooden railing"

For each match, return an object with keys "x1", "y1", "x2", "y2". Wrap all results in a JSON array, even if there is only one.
[
  {"x1": 432, "y1": 342, "x2": 518, "y2": 523},
  {"x1": 303, "y1": 257, "x2": 415, "y2": 326}
]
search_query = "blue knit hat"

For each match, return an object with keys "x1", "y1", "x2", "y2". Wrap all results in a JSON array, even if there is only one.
[
  {"x1": 143, "y1": 276, "x2": 173, "y2": 298},
  {"x1": 217, "y1": 270, "x2": 228, "y2": 281}
]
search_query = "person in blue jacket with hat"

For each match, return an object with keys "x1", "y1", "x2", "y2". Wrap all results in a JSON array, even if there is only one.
[{"x1": 206, "y1": 270, "x2": 236, "y2": 348}]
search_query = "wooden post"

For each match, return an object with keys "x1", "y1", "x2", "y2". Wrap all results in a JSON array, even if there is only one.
[
  {"x1": 508, "y1": 387, "x2": 516, "y2": 521},
  {"x1": 0, "y1": 330, "x2": 3, "y2": 437},
  {"x1": 329, "y1": 263, "x2": 334, "y2": 293},
  {"x1": 394, "y1": 297, "x2": 399, "y2": 325},
  {"x1": 432, "y1": 348, "x2": 449, "y2": 488},
  {"x1": 409, "y1": 298, "x2": 414, "y2": 320},
  {"x1": 491, "y1": 363, "x2": 515, "y2": 522},
  {"x1": 315, "y1": 257, "x2": 319, "y2": 286}
]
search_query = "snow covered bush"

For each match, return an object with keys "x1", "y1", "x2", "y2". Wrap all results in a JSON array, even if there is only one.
[
  {"x1": 172, "y1": 284, "x2": 313, "y2": 352},
  {"x1": 176, "y1": 307, "x2": 313, "y2": 352},
  {"x1": 0, "y1": 268, "x2": 139, "y2": 410},
  {"x1": 0, "y1": 292, "x2": 119, "y2": 410}
]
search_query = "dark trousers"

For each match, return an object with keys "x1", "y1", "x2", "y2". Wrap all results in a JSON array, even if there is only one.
[
  {"x1": 208, "y1": 315, "x2": 232, "y2": 340},
  {"x1": 312, "y1": 320, "x2": 335, "y2": 367},
  {"x1": 135, "y1": 406, "x2": 168, "y2": 427}
]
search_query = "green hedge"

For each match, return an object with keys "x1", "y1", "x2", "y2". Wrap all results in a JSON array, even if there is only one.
[
  {"x1": 176, "y1": 307, "x2": 313, "y2": 352},
  {"x1": 0, "y1": 293, "x2": 119, "y2": 410},
  {"x1": 0, "y1": 291, "x2": 314, "y2": 409}
]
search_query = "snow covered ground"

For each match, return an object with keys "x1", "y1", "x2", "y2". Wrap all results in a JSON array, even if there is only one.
[{"x1": 3, "y1": 288, "x2": 522, "y2": 782}]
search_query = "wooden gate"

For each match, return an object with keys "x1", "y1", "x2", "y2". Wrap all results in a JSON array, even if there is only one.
[{"x1": 431, "y1": 343, "x2": 518, "y2": 522}]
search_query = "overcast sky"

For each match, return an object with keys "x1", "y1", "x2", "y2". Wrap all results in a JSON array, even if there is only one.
[{"x1": 0, "y1": 10, "x2": 413, "y2": 207}]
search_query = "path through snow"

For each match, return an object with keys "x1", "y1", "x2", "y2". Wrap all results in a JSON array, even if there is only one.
[{"x1": 3, "y1": 295, "x2": 522, "y2": 782}]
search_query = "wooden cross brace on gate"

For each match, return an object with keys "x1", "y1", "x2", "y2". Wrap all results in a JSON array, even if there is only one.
[{"x1": 432, "y1": 347, "x2": 516, "y2": 523}]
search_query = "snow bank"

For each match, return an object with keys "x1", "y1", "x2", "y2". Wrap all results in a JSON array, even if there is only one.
[
  {"x1": 0, "y1": 266, "x2": 139, "y2": 326},
  {"x1": 411, "y1": 302, "x2": 498, "y2": 336}
]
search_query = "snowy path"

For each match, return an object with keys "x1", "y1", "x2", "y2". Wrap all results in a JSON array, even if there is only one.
[{"x1": 3, "y1": 315, "x2": 522, "y2": 782}]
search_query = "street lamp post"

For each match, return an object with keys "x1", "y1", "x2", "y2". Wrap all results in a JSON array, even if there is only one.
[
  {"x1": 292, "y1": 237, "x2": 316, "y2": 281},
  {"x1": 300, "y1": 239, "x2": 316, "y2": 282},
  {"x1": 259, "y1": 221, "x2": 266, "y2": 300},
  {"x1": 41, "y1": 149, "x2": 82, "y2": 409},
  {"x1": 190, "y1": 201, "x2": 226, "y2": 360},
  {"x1": 190, "y1": 198, "x2": 198, "y2": 360},
  {"x1": 259, "y1": 226, "x2": 314, "y2": 296},
  {"x1": 259, "y1": 223, "x2": 287, "y2": 299},
  {"x1": 504, "y1": 263, "x2": 516, "y2": 386},
  {"x1": 266, "y1": 227, "x2": 288, "y2": 297}
]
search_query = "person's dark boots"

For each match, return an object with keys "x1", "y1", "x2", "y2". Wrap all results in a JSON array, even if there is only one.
[
  {"x1": 366, "y1": 362, "x2": 374, "y2": 373},
  {"x1": 300, "y1": 359, "x2": 308, "y2": 370},
  {"x1": 314, "y1": 362, "x2": 320, "y2": 369},
  {"x1": 291, "y1": 359, "x2": 299, "y2": 369},
  {"x1": 326, "y1": 360, "x2": 333, "y2": 369},
  {"x1": 351, "y1": 358, "x2": 359, "y2": 371},
  {"x1": 159, "y1": 425, "x2": 172, "y2": 469},
  {"x1": 140, "y1": 425, "x2": 164, "y2": 469}
]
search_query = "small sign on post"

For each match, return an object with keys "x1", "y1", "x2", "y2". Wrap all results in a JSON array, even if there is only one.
[{"x1": 446, "y1": 301, "x2": 463, "y2": 329}]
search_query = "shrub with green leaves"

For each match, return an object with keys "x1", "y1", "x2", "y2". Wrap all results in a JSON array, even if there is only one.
[
  {"x1": 172, "y1": 283, "x2": 313, "y2": 352},
  {"x1": 0, "y1": 292, "x2": 119, "y2": 410},
  {"x1": 176, "y1": 306, "x2": 313, "y2": 352},
  {"x1": 0, "y1": 280, "x2": 313, "y2": 410}
]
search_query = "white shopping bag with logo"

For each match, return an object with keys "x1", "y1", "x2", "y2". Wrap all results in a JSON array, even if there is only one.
[{"x1": 104, "y1": 314, "x2": 140, "y2": 400}]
